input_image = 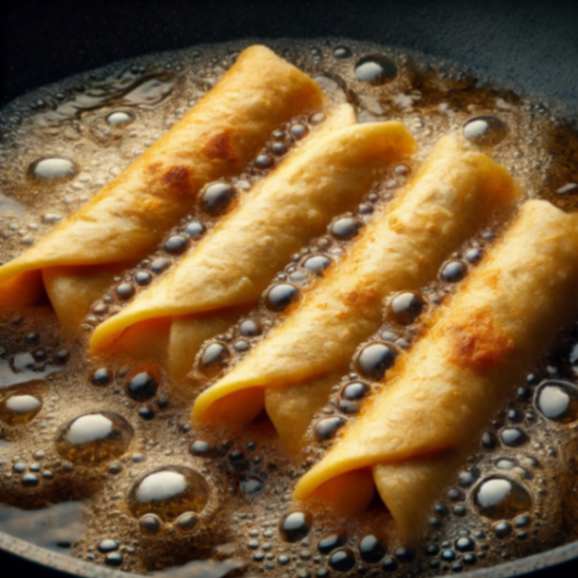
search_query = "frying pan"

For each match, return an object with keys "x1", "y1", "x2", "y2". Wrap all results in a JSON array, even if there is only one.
[{"x1": 1, "y1": 1, "x2": 577, "y2": 576}]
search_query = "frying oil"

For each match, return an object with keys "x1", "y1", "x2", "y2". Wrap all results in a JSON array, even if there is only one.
[{"x1": 0, "y1": 38, "x2": 577, "y2": 577}]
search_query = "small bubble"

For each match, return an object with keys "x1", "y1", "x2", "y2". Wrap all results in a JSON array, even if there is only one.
[
  {"x1": 134, "y1": 270, "x2": 153, "y2": 286},
  {"x1": 382, "y1": 556, "x2": 398, "y2": 571},
  {"x1": 106, "y1": 110, "x2": 135, "y2": 127},
  {"x1": 499, "y1": 427, "x2": 527, "y2": 447},
  {"x1": 21, "y1": 473, "x2": 39, "y2": 487},
  {"x1": 493, "y1": 521, "x2": 513, "y2": 538},
  {"x1": 441, "y1": 548, "x2": 456, "y2": 561},
  {"x1": 290, "y1": 124, "x2": 308, "y2": 139},
  {"x1": 303, "y1": 254, "x2": 332, "y2": 275},
  {"x1": 255, "y1": 153, "x2": 274, "y2": 169},
  {"x1": 341, "y1": 381, "x2": 369, "y2": 401},
  {"x1": 105, "y1": 552, "x2": 123, "y2": 567},
  {"x1": 129, "y1": 466, "x2": 210, "y2": 520},
  {"x1": 329, "y1": 216, "x2": 361, "y2": 240},
  {"x1": 309, "y1": 112, "x2": 325, "y2": 124},
  {"x1": 280, "y1": 511, "x2": 311, "y2": 542},
  {"x1": 455, "y1": 537, "x2": 475, "y2": 552},
  {"x1": 318, "y1": 533, "x2": 345, "y2": 554},
  {"x1": 91, "y1": 367, "x2": 111, "y2": 386},
  {"x1": 481, "y1": 431, "x2": 497, "y2": 449},
  {"x1": 535, "y1": 380, "x2": 578, "y2": 422},
  {"x1": 201, "y1": 182, "x2": 237, "y2": 215},
  {"x1": 473, "y1": 476, "x2": 531, "y2": 519},
  {"x1": 355, "y1": 55, "x2": 397, "y2": 85},
  {"x1": 265, "y1": 283, "x2": 299, "y2": 311},
  {"x1": 239, "y1": 319, "x2": 261, "y2": 337},
  {"x1": 151, "y1": 257, "x2": 171, "y2": 274},
  {"x1": 356, "y1": 342, "x2": 397, "y2": 380},
  {"x1": 29, "y1": 157, "x2": 77, "y2": 181},
  {"x1": 127, "y1": 371, "x2": 158, "y2": 401},
  {"x1": 199, "y1": 341, "x2": 230, "y2": 376},
  {"x1": 98, "y1": 539, "x2": 119, "y2": 553},
  {"x1": 394, "y1": 547, "x2": 415, "y2": 562},
  {"x1": 138, "y1": 405, "x2": 155, "y2": 420},
  {"x1": 116, "y1": 282, "x2": 135, "y2": 300},
  {"x1": 334, "y1": 46, "x2": 352, "y2": 59},
  {"x1": 440, "y1": 260, "x2": 467, "y2": 283},
  {"x1": 185, "y1": 219, "x2": 205, "y2": 238},
  {"x1": 164, "y1": 234, "x2": 189, "y2": 255},
  {"x1": 463, "y1": 116, "x2": 508, "y2": 146},
  {"x1": 56, "y1": 412, "x2": 133, "y2": 464},
  {"x1": 240, "y1": 477, "x2": 264, "y2": 496},
  {"x1": 359, "y1": 534, "x2": 385, "y2": 563},
  {"x1": 175, "y1": 511, "x2": 198, "y2": 530},
  {"x1": 464, "y1": 247, "x2": 483, "y2": 264},
  {"x1": 314, "y1": 416, "x2": 345, "y2": 441},
  {"x1": 190, "y1": 440, "x2": 213, "y2": 457},
  {"x1": 390, "y1": 291, "x2": 424, "y2": 324},
  {"x1": 234, "y1": 339, "x2": 250, "y2": 352},
  {"x1": 139, "y1": 513, "x2": 161, "y2": 534},
  {"x1": 271, "y1": 141, "x2": 287, "y2": 155},
  {"x1": 0, "y1": 394, "x2": 42, "y2": 425},
  {"x1": 328, "y1": 548, "x2": 356, "y2": 572}
]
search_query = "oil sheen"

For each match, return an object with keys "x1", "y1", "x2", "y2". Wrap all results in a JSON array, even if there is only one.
[{"x1": 0, "y1": 38, "x2": 578, "y2": 577}]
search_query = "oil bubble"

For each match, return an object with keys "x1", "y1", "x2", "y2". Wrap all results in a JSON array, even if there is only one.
[{"x1": 56, "y1": 412, "x2": 133, "y2": 464}]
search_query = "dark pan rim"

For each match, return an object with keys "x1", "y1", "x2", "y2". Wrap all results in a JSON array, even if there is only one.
[{"x1": 1, "y1": 528, "x2": 577, "y2": 578}]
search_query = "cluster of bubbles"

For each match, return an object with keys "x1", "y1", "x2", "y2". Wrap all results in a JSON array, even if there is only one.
[
  {"x1": 300, "y1": 226, "x2": 498, "y2": 450},
  {"x1": 193, "y1": 164, "x2": 411, "y2": 383}
]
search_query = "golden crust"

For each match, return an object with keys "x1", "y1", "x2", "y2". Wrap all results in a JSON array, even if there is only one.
[
  {"x1": 448, "y1": 308, "x2": 516, "y2": 374},
  {"x1": 0, "y1": 45, "x2": 324, "y2": 334},
  {"x1": 293, "y1": 200, "x2": 578, "y2": 544}
]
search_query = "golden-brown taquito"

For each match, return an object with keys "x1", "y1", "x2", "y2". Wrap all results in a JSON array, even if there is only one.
[
  {"x1": 192, "y1": 134, "x2": 519, "y2": 451},
  {"x1": 89, "y1": 106, "x2": 416, "y2": 380},
  {"x1": 294, "y1": 200, "x2": 578, "y2": 544},
  {"x1": 0, "y1": 45, "x2": 323, "y2": 335}
]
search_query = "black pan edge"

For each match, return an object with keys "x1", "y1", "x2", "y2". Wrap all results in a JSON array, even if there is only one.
[{"x1": 2, "y1": 528, "x2": 578, "y2": 578}]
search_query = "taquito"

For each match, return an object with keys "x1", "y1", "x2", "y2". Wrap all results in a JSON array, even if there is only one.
[
  {"x1": 294, "y1": 200, "x2": 578, "y2": 544},
  {"x1": 0, "y1": 45, "x2": 323, "y2": 335}
]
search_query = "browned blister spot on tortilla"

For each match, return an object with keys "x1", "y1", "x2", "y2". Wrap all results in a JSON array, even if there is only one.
[
  {"x1": 203, "y1": 130, "x2": 238, "y2": 163},
  {"x1": 449, "y1": 310, "x2": 515, "y2": 374},
  {"x1": 341, "y1": 288, "x2": 380, "y2": 308},
  {"x1": 145, "y1": 161, "x2": 162, "y2": 178},
  {"x1": 338, "y1": 287, "x2": 381, "y2": 320},
  {"x1": 162, "y1": 166, "x2": 194, "y2": 197}
]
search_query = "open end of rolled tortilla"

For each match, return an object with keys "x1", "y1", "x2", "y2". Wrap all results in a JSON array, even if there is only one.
[
  {"x1": 301, "y1": 469, "x2": 377, "y2": 517},
  {"x1": 264, "y1": 375, "x2": 339, "y2": 454},
  {"x1": 0, "y1": 269, "x2": 44, "y2": 310},
  {"x1": 196, "y1": 387, "x2": 266, "y2": 430},
  {"x1": 294, "y1": 452, "x2": 462, "y2": 544}
]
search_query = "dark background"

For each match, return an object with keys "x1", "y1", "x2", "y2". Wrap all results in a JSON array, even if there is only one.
[
  {"x1": 1, "y1": 0, "x2": 578, "y2": 115},
  {"x1": 1, "y1": 0, "x2": 578, "y2": 576}
]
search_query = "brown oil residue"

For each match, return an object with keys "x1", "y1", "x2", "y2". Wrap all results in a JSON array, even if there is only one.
[{"x1": 0, "y1": 38, "x2": 577, "y2": 577}]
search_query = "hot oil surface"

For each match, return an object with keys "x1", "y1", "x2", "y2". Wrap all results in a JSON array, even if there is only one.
[{"x1": 0, "y1": 38, "x2": 578, "y2": 577}]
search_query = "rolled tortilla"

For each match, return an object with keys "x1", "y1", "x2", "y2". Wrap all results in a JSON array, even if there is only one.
[
  {"x1": 89, "y1": 106, "x2": 416, "y2": 379},
  {"x1": 0, "y1": 45, "x2": 323, "y2": 336},
  {"x1": 294, "y1": 200, "x2": 578, "y2": 544},
  {"x1": 192, "y1": 134, "x2": 519, "y2": 451}
]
